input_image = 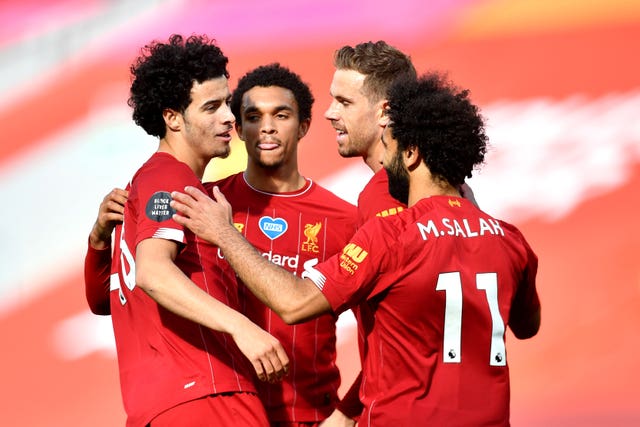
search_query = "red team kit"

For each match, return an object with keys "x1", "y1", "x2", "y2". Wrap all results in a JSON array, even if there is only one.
[
  {"x1": 108, "y1": 153, "x2": 259, "y2": 426},
  {"x1": 210, "y1": 172, "x2": 356, "y2": 422},
  {"x1": 87, "y1": 158, "x2": 538, "y2": 425}
]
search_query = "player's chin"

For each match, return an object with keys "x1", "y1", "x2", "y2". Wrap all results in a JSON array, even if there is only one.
[
  {"x1": 337, "y1": 145, "x2": 358, "y2": 158},
  {"x1": 212, "y1": 145, "x2": 231, "y2": 159},
  {"x1": 257, "y1": 158, "x2": 284, "y2": 169}
]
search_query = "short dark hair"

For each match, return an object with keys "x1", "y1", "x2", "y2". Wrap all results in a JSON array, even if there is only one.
[
  {"x1": 128, "y1": 34, "x2": 229, "y2": 138},
  {"x1": 386, "y1": 72, "x2": 488, "y2": 187},
  {"x1": 333, "y1": 41, "x2": 416, "y2": 101},
  {"x1": 230, "y1": 63, "x2": 314, "y2": 126}
]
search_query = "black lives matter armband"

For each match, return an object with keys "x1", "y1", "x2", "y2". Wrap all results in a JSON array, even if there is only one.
[{"x1": 145, "y1": 191, "x2": 176, "y2": 222}]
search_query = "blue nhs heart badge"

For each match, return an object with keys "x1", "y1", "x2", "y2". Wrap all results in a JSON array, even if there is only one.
[{"x1": 259, "y1": 216, "x2": 288, "y2": 240}]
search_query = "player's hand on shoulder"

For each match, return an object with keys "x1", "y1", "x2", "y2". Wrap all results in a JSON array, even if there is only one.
[
  {"x1": 171, "y1": 185, "x2": 233, "y2": 245},
  {"x1": 89, "y1": 188, "x2": 129, "y2": 249}
]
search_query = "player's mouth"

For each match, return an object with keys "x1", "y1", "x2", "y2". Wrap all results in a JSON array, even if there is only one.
[
  {"x1": 257, "y1": 137, "x2": 280, "y2": 150},
  {"x1": 216, "y1": 129, "x2": 233, "y2": 143}
]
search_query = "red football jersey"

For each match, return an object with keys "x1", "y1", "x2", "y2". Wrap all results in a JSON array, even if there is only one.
[
  {"x1": 304, "y1": 196, "x2": 540, "y2": 426},
  {"x1": 356, "y1": 168, "x2": 407, "y2": 227},
  {"x1": 208, "y1": 172, "x2": 357, "y2": 423},
  {"x1": 340, "y1": 167, "x2": 408, "y2": 419},
  {"x1": 111, "y1": 153, "x2": 257, "y2": 427}
]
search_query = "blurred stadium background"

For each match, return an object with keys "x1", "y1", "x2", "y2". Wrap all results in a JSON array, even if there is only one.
[{"x1": 1, "y1": 0, "x2": 639, "y2": 425}]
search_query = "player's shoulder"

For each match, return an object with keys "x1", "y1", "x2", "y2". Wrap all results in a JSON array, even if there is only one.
[
  {"x1": 467, "y1": 205, "x2": 536, "y2": 256},
  {"x1": 494, "y1": 217, "x2": 521, "y2": 234},
  {"x1": 359, "y1": 209, "x2": 408, "y2": 240},
  {"x1": 358, "y1": 169, "x2": 388, "y2": 198},
  {"x1": 309, "y1": 180, "x2": 357, "y2": 213},
  {"x1": 133, "y1": 152, "x2": 194, "y2": 187},
  {"x1": 372, "y1": 197, "x2": 447, "y2": 238},
  {"x1": 495, "y1": 217, "x2": 534, "y2": 250},
  {"x1": 205, "y1": 171, "x2": 243, "y2": 190},
  {"x1": 473, "y1": 206, "x2": 527, "y2": 240},
  {"x1": 357, "y1": 170, "x2": 406, "y2": 217},
  {"x1": 369, "y1": 168, "x2": 389, "y2": 185},
  {"x1": 144, "y1": 152, "x2": 186, "y2": 169}
]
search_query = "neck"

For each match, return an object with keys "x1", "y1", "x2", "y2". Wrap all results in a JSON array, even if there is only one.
[
  {"x1": 244, "y1": 163, "x2": 306, "y2": 193},
  {"x1": 158, "y1": 139, "x2": 207, "y2": 179},
  {"x1": 363, "y1": 139, "x2": 385, "y2": 173},
  {"x1": 365, "y1": 157, "x2": 383, "y2": 173},
  {"x1": 407, "y1": 174, "x2": 460, "y2": 207}
]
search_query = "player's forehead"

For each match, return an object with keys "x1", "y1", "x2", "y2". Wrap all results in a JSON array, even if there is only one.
[
  {"x1": 329, "y1": 69, "x2": 366, "y2": 99},
  {"x1": 241, "y1": 85, "x2": 298, "y2": 113},
  {"x1": 190, "y1": 76, "x2": 230, "y2": 107}
]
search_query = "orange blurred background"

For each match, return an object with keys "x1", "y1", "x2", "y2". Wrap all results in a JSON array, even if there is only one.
[{"x1": 1, "y1": 1, "x2": 639, "y2": 425}]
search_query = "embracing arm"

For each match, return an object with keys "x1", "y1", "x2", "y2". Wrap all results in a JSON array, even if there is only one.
[
  {"x1": 320, "y1": 408, "x2": 357, "y2": 427},
  {"x1": 135, "y1": 237, "x2": 289, "y2": 382},
  {"x1": 319, "y1": 371, "x2": 362, "y2": 426},
  {"x1": 84, "y1": 243, "x2": 112, "y2": 315},
  {"x1": 335, "y1": 371, "x2": 363, "y2": 420},
  {"x1": 84, "y1": 188, "x2": 128, "y2": 315},
  {"x1": 170, "y1": 186, "x2": 332, "y2": 324}
]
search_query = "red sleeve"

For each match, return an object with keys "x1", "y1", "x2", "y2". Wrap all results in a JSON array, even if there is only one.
[
  {"x1": 132, "y1": 158, "x2": 200, "y2": 248},
  {"x1": 336, "y1": 371, "x2": 363, "y2": 420},
  {"x1": 84, "y1": 239, "x2": 112, "y2": 315},
  {"x1": 312, "y1": 218, "x2": 396, "y2": 315},
  {"x1": 507, "y1": 227, "x2": 541, "y2": 339}
]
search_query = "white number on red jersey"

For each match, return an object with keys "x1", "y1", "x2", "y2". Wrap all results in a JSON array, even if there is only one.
[
  {"x1": 115, "y1": 220, "x2": 136, "y2": 306},
  {"x1": 436, "y1": 272, "x2": 506, "y2": 366}
]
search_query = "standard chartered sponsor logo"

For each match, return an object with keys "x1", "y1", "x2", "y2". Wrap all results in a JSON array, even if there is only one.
[
  {"x1": 216, "y1": 248, "x2": 299, "y2": 269},
  {"x1": 262, "y1": 250, "x2": 299, "y2": 269}
]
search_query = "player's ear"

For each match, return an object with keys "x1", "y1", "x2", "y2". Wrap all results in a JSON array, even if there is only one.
[
  {"x1": 163, "y1": 108, "x2": 182, "y2": 132},
  {"x1": 297, "y1": 118, "x2": 311, "y2": 139},
  {"x1": 376, "y1": 100, "x2": 390, "y2": 127},
  {"x1": 403, "y1": 145, "x2": 422, "y2": 171},
  {"x1": 235, "y1": 122, "x2": 245, "y2": 140}
]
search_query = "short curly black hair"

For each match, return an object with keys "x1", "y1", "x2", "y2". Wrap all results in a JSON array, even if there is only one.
[
  {"x1": 386, "y1": 72, "x2": 487, "y2": 187},
  {"x1": 230, "y1": 63, "x2": 314, "y2": 126},
  {"x1": 128, "y1": 34, "x2": 229, "y2": 138}
]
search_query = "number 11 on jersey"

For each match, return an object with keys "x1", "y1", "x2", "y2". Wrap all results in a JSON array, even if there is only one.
[{"x1": 436, "y1": 272, "x2": 507, "y2": 367}]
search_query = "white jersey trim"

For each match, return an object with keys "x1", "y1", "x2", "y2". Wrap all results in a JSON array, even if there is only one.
[
  {"x1": 109, "y1": 273, "x2": 120, "y2": 292},
  {"x1": 153, "y1": 227, "x2": 185, "y2": 242},
  {"x1": 242, "y1": 172, "x2": 314, "y2": 198},
  {"x1": 301, "y1": 258, "x2": 326, "y2": 290}
]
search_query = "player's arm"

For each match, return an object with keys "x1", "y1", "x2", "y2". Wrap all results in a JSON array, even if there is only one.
[
  {"x1": 135, "y1": 237, "x2": 289, "y2": 382},
  {"x1": 508, "y1": 251, "x2": 541, "y2": 339},
  {"x1": 170, "y1": 186, "x2": 332, "y2": 325},
  {"x1": 322, "y1": 371, "x2": 362, "y2": 426},
  {"x1": 84, "y1": 188, "x2": 128, "y2": 315},
  {"x1": 319, "y1": 408, "x2": 357, "y2": 427},
  {"x1": 88, "y1": 188, "x2": 128, "y2": 250},
  {"x1": 84, "y1": 243, "x2": 112, "y2": 315}
]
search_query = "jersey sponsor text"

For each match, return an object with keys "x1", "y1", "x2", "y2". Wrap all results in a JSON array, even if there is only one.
[
  {"x1": 339, "y1": 243, "x2": 368, "y2": 275},
  {"x1": 262, "y1": 250, "x2": 299, "y2": 269}
]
